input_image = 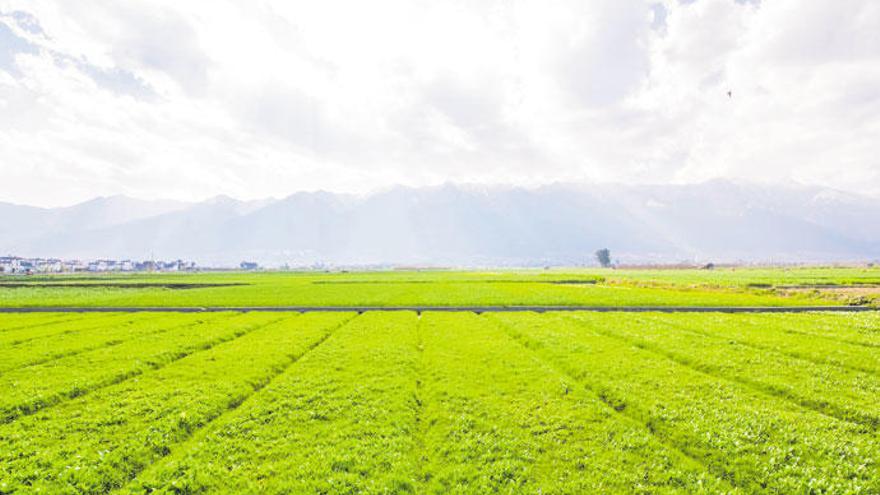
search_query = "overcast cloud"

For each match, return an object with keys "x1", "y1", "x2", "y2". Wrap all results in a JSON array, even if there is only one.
[{"x1": 0, "y1": 0, "x2": 878, "y2": 206}]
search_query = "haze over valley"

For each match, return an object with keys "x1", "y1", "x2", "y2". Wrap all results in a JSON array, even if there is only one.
[{"x1": 3, "y1": 180, "x2": 877, "y2": 267}]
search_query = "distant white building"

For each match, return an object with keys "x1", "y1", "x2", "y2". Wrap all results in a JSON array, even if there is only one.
[
  {"x1": 1, "y1": 256, "x2": 196, "y2": 274},
  {"x1": 63, "y1": 260, "x2": 87, "y2": 272},
  {"x1": 0, "y1": 256, "x2": 21, "y2": 273},
  {"x1": 35, "y1": 259, "x2": 63, "y2": 273}
]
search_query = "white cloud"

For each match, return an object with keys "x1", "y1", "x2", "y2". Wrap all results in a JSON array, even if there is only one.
[{"x1": 0, "y1": 0, "x2": 878, "y2": 206}]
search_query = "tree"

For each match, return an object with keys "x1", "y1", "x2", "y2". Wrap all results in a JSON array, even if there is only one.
[{"x1": 595, "y1": 248, "x2": 612, "y2": 268}]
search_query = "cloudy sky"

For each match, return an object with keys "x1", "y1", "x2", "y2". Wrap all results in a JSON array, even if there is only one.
[{"x1": 0, "y1": 0, "x2": 878, "y2": 207}]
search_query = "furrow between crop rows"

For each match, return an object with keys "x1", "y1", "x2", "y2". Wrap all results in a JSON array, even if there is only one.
[{"x1": 412, "y1": 312, "x2": 428, "y2": 492}]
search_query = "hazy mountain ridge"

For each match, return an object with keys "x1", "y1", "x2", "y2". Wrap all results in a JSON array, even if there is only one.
[{"x1": 2, "y1": 181, "x2": 877, "y2": 266}]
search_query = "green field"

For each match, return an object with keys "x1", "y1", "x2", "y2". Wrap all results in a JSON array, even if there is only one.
[
  {"x1": 1, "y1": 269, "x2": 879, "y2": 493},
  {"x1": 1, "y1": 266, "x2": 879, "y2": 308}
]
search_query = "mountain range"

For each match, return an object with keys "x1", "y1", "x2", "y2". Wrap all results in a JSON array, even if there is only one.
[{"x1": 1, "y1": 180, "x2": 878, "y2": 267}]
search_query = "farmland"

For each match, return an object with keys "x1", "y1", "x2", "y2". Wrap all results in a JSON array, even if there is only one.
[
  {"x1": 1, "y1": 268, "x2": 880, "y2": 493},
  {"x1": 1, "y1": 266, "x2": 879, "y2": 308}
]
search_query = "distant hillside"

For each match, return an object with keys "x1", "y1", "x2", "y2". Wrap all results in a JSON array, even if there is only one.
[{"x1": 2, "y1": 181, "x2": 878, "y2": 266}]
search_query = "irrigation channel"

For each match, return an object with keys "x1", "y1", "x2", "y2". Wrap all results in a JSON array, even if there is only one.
[{"x1": 0, "y1": 305, "x2": 876, "y2": 313}]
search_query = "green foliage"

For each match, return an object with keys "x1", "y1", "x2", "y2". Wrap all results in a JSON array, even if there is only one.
[
  {"x1": 0, "y1": 312, "x2": 276, "y2": 422},
  {"x1": 1, "y1": 273, "x2": 879, "y2": 493},
  {"x1": 572, "y1": 312, "x2": 880, "y2": 428},
  {"x1": 129, "y1": 312, "x2": 418, "y2": 494},
  {"x1": 0, "y1": 313, "x2": 175, "y2": 373},
  {"x1": 0, "y1": 268, "x2": 853, "y2": 307},
  {"x1": 0, "y1": 312, "x2": 122, "y2": 346},
  {"x1": 0, "y1": 313, "x2": 351, "y2": 493},
  {"x1": 416, "y1": 312, "x2": 729, "y2": 494},
  {"x1": 489, "y1": 312, "x2": 880, "y2": 494}
]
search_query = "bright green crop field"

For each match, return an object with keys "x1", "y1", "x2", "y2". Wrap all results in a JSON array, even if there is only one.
[
  {"x1": 1, "y1": 268, "x2": 880, "y2": 493},
  {"x1": 1, "y1": 266, "x2": 879, "y2": 307}
]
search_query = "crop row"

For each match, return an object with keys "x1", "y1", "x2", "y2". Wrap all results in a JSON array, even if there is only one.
[
  {"x1": 129, "y1": 311, "x2": 419, "y2": 494},
  {"x1": 416, "y1": 312, "x2": 729, "y2": 494},
  {"x1": 0, "y1": 313, "x2": 190, "y2": 373},
  {"x1": 0, "y1": 312, "x2": 353, "y2": 494},
  {"x1": 3, "y1": 310, "x2": 878, "y2": 493},
  {"x1": 569, "y1": 312, "x2": 880, "y2": 428},
  {"x1": 488, "y1": 312, "x2": 880, "y2": 494},
  {"x1": 0, "y1": 313, "x2": 88, "y2": 334},
  {"x1": 0, "y1": 312, "x2": 127, "y2": 347},
  {"x1": 739, "y1": 312, "x2": 880, "y2": 348},
  {"x1": 658, "y1": 312, "x2": 880, "y2": 375},
  {"x1": 129, "y1": 312, "x2": 731, "y2": 494},
  {"x1": 0, "y1": 312, "x2": 273, "y2": 422}
]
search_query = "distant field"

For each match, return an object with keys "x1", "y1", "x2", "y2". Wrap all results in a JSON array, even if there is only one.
[
  {"x1": 607, "y1": 266, "x2": 880, "y2": 287},
  {"x1": 3, "y1": 266, "x2": 879, "y2": 307},
  {"x1": 2, "y1": 309, "x2": 880, "y2": 493}
]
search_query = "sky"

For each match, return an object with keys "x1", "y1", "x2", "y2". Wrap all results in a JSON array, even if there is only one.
[{"x1": 0, "y1": 0, "x2": 878, "y2": 207}]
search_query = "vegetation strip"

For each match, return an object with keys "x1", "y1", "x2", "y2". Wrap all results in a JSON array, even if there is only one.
[
  {"x1": 487, "y1": 312, "x2": 880, "y2": 493},
  {"x1": 0, "y1": 305, "x2": 872, "y2": 313},
  {"x1": 0, "y1": 313, "x2": 88, "y2": 333},
  {"x1": 0, "y1": 313, "x2": 353, "y2": 493},
  {"x1": 722, "y1": 312, "x2": 880, "y2": 349},
  {"x1": 0, "y1": 313, "x2": 210, "y2": 374},
  {"x1": 659, "y1": 313, "x2": 880, "y2": 377},
  {"x1": 0, "y1": 313, "x2": 267, "y2": 423},
  {"x1": 416, "y1": 312, "x2": 730, "y2": 493},
  {"x1": 118, "y1": 313, "x2": 357, "y2": 491},
  {"x1": 484, "y1": 314, "x2": 727, "y2": 490},
  {"x1": 776, "y1": 312, "x2": 880, "y2": 348},
  {"x1": 0, "y1": 312, "x2": 136, "y2": 346},
  {"x1": 573, "y1": 312, "x2": 880, "y2": 429},
  {"x1": 2, "y1": 268, "x2": 877, "y2": 307},
  {"x1": 125, "y1": 312, "x2": 411, "y2": 494}
]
